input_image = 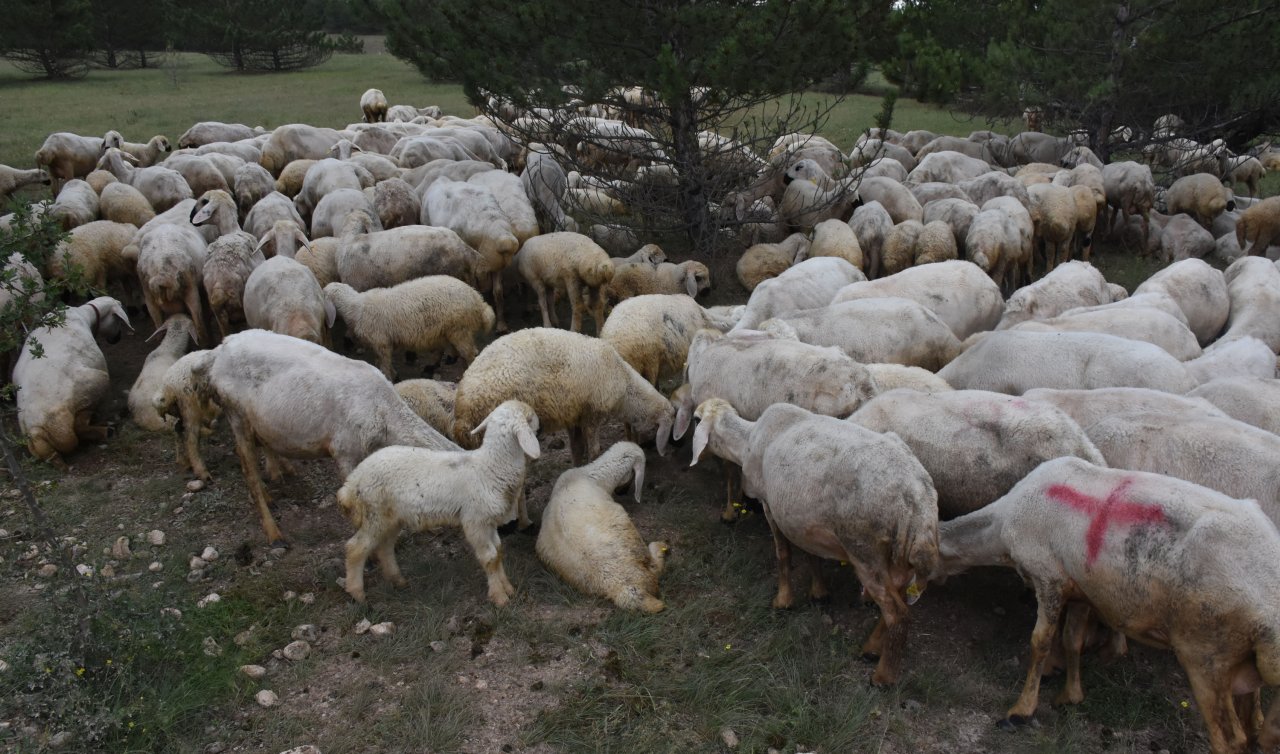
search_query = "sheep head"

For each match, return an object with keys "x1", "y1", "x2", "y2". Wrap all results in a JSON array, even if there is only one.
[
  {"x1": 471, "y1": 400, "x2": 540, "y2": 459},
  {"x1": 689, "y1": 398, "x2": 735, "y2": 467}
]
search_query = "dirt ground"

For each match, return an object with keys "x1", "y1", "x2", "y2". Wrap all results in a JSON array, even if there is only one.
[{"x1": 0, "y1": 262, "x2": 1216, "y2": 754}]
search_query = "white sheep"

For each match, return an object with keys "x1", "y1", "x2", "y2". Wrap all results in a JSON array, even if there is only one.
[
  {"x1": 178, "y1": 122, "x2": 259, "y2": 149},
  {"x1": 690, "y1": 398, "x2": 939, "y2": 685},
  {"x1": 102, "y1": 131, "x2": 171, "y2": 167},
  {"x1": 1166, "y1": 173, "x2": 1235, "y2": 230},
  {"x1": 199, "y1": 329, "x2": 457, "y2": 544},
  {"x1": 863, "y1": 364, "x2": 952, "y2": 394},
  {"x1": 831, "y1": 259, "x2": 1003, "y2": 340},
  {"x1": 1101, "y1": 161, "x2": 1155, "y2": 248},
  {"x1": 935, "y1": 456, "x2": 1280, "y2": 750},
  {"x1": 98, "y1": 181, "x2": 155, "y2": 227},
  {"x1": 1008, "y1": 307, "x2": 1202, "y2": 361},
  {"x1": 1183, "y1": 336, "x2": 1276, "y2": 383},
  {"x1": 764, "y1": 297, "x2": 961, "y2": 371},
  {"x1": 34, "y1": 132, "x2": 105, "y2": 191},
  {"x1": 522, "y1": 147, "x2": 575, "y2": 233},
  {"x1": 921, "y1": 197, "x2": 979, "y2": 255},
  {"x1": 1235, "y1": 196, "x2": 1280, "y2": 257},
  {"x1": 468, "y1": 169, "x2": 540, "y2": 245},
  {"x1": 370, "y1": 178, "x2": 421, "y2": 229},
  {"x1": 13, "y1": 297, "x2": 131, "y2": 466},
  {"x1": 325, "y1": 277, "x2": 495, "y2": 379},
  {"x1": 243, "y1": 255, "x2": 334, "y2": 346},
  {"x1": 1130, "y1": 258, "x2": 1228, "y2": 345},
  {"x1": 806, "y1": 218, "x2": 864, "y2": 270},
  {"x1": 537, "y1": 441, "x2": 667, "y2": 613},
  {"x1": 848, "y1": 200, "x2": 894, "y2": 278},
  {"x1": 202, "y1": 232, "x2": 265, "y2": 340},
  {"x1": 599, "y1": 294, "x2": 737, "y2": 386},
  {"x1": 47, "y1": 220, "x2": 139, "y2": 294},
  {"x1": 516, "y1": 232, "x2": 614, "y2": 334},
  {"x1": 151, "y1": 349, "x2": 220, "y2": 481},
  {"x1": 938, "y1": 330, "x2": 1197, "y2": 394},
  {"x1": 127, "y1": 315, "x2": 196, "y2": 431},
  {"x1": 259, "y1": 124, "x2": 346, "y2": 176},
  {"x1": 906, "y1": 151, "x2": 991, "y2": 184},
  {"x1": 96, "y1": 148, "x2": 193, "y2": 212},
  {"x1": 335, "y1": 210, "x2": 481, "y2": 292},
  {"x1": 1027, "y1": 183, "x2": 1077, "y2": 269},
  {"x1": 1220, "y1": 256, "x2": 1280, "y2": 350},
  {"x1": 135, "y1": 221, "x2": 209, "y2": 344},
  {"x1": 233, "y1": 162, "x2": 276, "y2": 216},
  {"x1": 736, "y1": 233, "x2": 809, "y2": 291},
  {"x1": 1021, "y1": 386, "x2": 1228, "y2": 430},
  {"x1": 607, "y1": 259, "x2": 711, "y2": 302},
  {"x1": 394, "y1": 378, "x2": 456, "y2": 436},
  {"x1": 1189, "y1": 376, "x2": 1280, "y2": 436},
  {"x1": 243, "y1": 191, "x2": 307, "y2": 240},
  {"x1": 0, "y1": 165, "x2": 51, "y2": 204},
  {"x1": 966, "y1": 196, "x2": 1034, "y2": 292},
  {"x1": 997, "y1": 260, "x2": 1117, "y2": 329},
  {"x1": 733, "y1": 257, "x2": 865, "y2": 330},
  {"x1": 48, "y1": 179, "x2": 99, "y2": 230},
  {"x1": 848, "y1": 389, "x2": 1103, "y2": 518},
  {"x1": 311, "y1": 187, "x2": 376, "y2": 239},
  {"x1": 293, "y1": 158, "x2": 372, "y2": 224},
  {"x1": 452, "y1": 328, "x2": 675, "y2": 473},
  {"x1": 338, "y1": 400, "x2": 539, "y2": 605},
  {"x1": 423, "y1": 177, "x2": 520, "y2": 330},
  {"x1": 360, "y1": 88, "x2": 389, "y2": 123}
]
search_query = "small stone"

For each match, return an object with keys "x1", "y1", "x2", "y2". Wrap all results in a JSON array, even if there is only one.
[
  {"x1": 187, "y1": 570, "x2": 206, "y2": 583},
  {"x1": 239, "y1": 664, "x2": 267, "y2": 680},
  {"x1": 475, "y1": 679, "x2": 488, "y2": 690},
  {"x1": 903, "y1": 698, "x2": 923, "y2": 713},
  {"x1": 255, "y1": 689, "x2": 279, "y2": 707},
  {"x1": 282, "y1": 641, "x2": 310, "y2": 661},
  {"x1": 190, "y1": 556, "x2": 208, "y2": 570},
  {"x1": 234, "y1": 630, "x2": 253, "y2": 646},
  {"x1": 203, "y1": 742, "x2": 226, "y2": 754},
  {"x1": 720, "y1": 728, "x2": 739, "y2": 749},
  {"x1": 99, "y1": 564, "x2": 115, "y2": 578},
  {"x1": 0, "y1": 528, "x2": 6, "y2": 537},
  {"x1": 278, "y1": 746, "x2": 322, "y2": 754},
  {"x1": 429, "y1": 641, "x2": 446, "y2": 652},
  {"x1": 173, "y1": 507, "x2": 184, "y2": 515},
  {"x1": 187, "y1": 479, "x2": 205, "y2": 493},
  {"x1": 181, "y1": 493, "x2": 194, "y2": 502},
  {"x1": 0, "y1": 659, "x2": 9, "y2": 672},
  {"x1": 75, "y1": 564, "x2": 94, "y2": 577},
  {"x1": 149, "y1": 561, "x2": 163, "y2": 572},
  {"x1": 111, "y1": 536, "x2": 131, "y2": 560},
  {"x1": 298, "y1": 592, "x2": 315, "y2": 605},
  {"x1": 161, "y1": 607, "x2": 182, "y2": 619},
  {"x1": 291, "y1": 625, "x2": 319, "y2": 643},
  {"x1": 446, "y1": 615, "x2": 462, "y2": 634},
  {"x1": 37, "y1": 563, "x2": 57, "y2": 578},
  {"x1": 334, "y1": 577, "x2": 345, "y2": 589},
  {"x1": 353, "y1": 619, "x2": 372, "y2": 635},
  {"x1": 369, "y1": 622, "x2": 395, "y2": 638},
  {"x1": 201, "y1": 546, "x2": 219, "y2": 561},
  {"x1": 197, "y1": 592, "x2": 221, "y2": 608},
  {"x1": 48, "y1": 731, "x2": 74, "y2": 749},
  {"x1": 147, "y1": 530, "x2": 166, "y2": 546},
  {"x1": 768, "y1": 749, "x2": 782, "y2": 754},
  {"x1": 202, "y1": 637, "x2": 223, "y2": 657},
  {"x1": 269, "y1": 547, "x2": 287, "y2": 558},
  {"x1": 283, "y1": 590, "x2": 297, "y2": 602}
]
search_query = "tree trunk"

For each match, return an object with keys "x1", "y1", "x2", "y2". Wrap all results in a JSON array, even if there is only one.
[{"x1": 668, "y1": 94, "x2": 713, "y2": 256}]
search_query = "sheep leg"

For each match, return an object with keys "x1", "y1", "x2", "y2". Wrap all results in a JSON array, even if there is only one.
[
  {"x1": 566, "y1": 278, "x2": 586, "y2": 333},
  {"x1": 1002, "y1": 578, "x2": 1068, "y2": 726},
  {"x1": 534, "y1": 282, "x2": 554, "y2": 328},
  {"x1": 227, "y1": 412, "x2": 286, "y2": 546},
  {"x1": 183, "y1": 283, "x2": 209, "y2": 347},
  {"x1": 491, "y1": 271, "x2": 508, "y2": 333},
  {"x1": 648, "y1": 541, "x2": 668, "y2": 574},
  {"x1": 262, "y1": 448, "x2": 295, "y2": 481},
  {"x1": 1055, "y1": 602, "x2": 1090, "y2": 706},
  {"x1": 762, "y1": 502, "x2": 795, "y2": 610},
  {"x1": 513, "y1": 488, "x2": 533, "y2": 531},
  {"x1": 447, "y1": 332, "x2": 479, "y2": 366},
  {"x1": 74, "y1": 410, "x2": 110, "y2": 442},
  {"x1": 462, "y1": 522, "x2": 515, "y2": 606},
  {"x1": 1235, "y1": 690, "x2": 1263, "y2": 747},
  {"x1": 143, "y1": 291, "x2": 165, "y2": 330},
  {"x1": 720, "y1": 459, "x2": 741, "y2": 523},
  {"x1": 1180, "y1": 655, "x2": 1249, "y2": 754},
  {"x1": 568, "y1": 427, "x2": 588, "y2": 466},
  {"x1": 807, "y1": 553, "x2": 830, "y2": 603},
  {"x1": 852, "y1": 560, "x2": 910, "y2": 686},
  {"x1": 343, "y1": 527, "x2": 380, "y2": 602},
  {"x1": 176, "y1": 403, "x2": 211, "y2": 480},
  {"x1": 590, "y1": 286, "x2": 607, "y2": 337},
  {"x1": 372, "y1": 343, "x2": 396, "y2": 381},
  {"x1": 374, "y1": 529, "x2": 407, "y2": 588}
]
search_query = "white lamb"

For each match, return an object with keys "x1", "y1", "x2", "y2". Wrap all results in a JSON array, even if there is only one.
[
  {"x1": 537, "y1": 441, "x2": 667, "y2": 613},
  {"x1": 338, "y1": 400, "x2": 540, "y2": 606},
  {"x1": 128, "y1": 315, "x2": 196, "y2": 431}
]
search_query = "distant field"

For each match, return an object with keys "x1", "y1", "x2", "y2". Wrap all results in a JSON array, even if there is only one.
[{"x1": 0, "y1": 52, "x2": 977, "y2": 170}]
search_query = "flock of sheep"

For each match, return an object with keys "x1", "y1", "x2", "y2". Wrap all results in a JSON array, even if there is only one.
[{"x1": 4, "y1": 86, "x2": 1280, "y2": 754}]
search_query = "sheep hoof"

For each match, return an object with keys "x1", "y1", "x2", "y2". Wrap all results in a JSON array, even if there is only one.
[
  {"x1": 997, "y1": 715, "x2": 1032, "y2": 731},
  {"x1": 860, "y1": 651, "x2": 880, "y2": 664},
  {"x1": 269, "y1": 538, "x2": 290, "y2": 550}
]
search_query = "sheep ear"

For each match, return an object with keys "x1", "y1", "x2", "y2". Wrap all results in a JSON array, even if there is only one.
[
  {"x1": 255, "y1": 234, "x2": 272, "y2": 256},
  {"x1": 673, "y1": 402, "x2": 691, "y2": 440},
  {"x1": 324, "y1": 299, "x2": 337, "y2": 329},
  {"x1": 145, "y1": 320, "x2": 169, "y2": 342},
  {"x1": 516, "y1": 420, "x2": 540, "y2": 459},
  {"x1": 689, "y1": 419, "x2": 711, "y2": 467},
  {"x1": 656, "y1": 415, "x2": 672, "y2": 457},
  {"x1": 632, "y1": 457, "x2": 645, "y2": 503},
  {"x1": 684, "y1": 273, "x2": 698, "y2": 297},
  {"x1": 470, "y1": 415, "x2": 491, "y2": 436},
  {"x1": 293, "y1": 227, "x2": 312, "y2": 254}
]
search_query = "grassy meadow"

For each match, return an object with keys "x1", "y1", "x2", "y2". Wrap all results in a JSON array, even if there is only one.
[{"x1": 0, "y1": 46, "x2": 1272, "y2": 754}]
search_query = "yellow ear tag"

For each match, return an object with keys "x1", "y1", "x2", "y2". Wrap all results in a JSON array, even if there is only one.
[{"x1": 905, "y1": 579, "x2": 923, "y2": 606}]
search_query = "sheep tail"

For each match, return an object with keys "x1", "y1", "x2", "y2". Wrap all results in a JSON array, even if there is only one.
[{"x1": 335, "y1": 481, "x2": 364, "y2": 528}]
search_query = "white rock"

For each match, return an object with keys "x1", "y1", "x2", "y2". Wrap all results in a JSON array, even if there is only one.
[
  {"x1": 161, "y1": 607, "x2": 182, "y2": 619},
  {"x1": 149, "y1": 561, "x2": 163, "y2": 572},
  {"x1": 353, "y1": 619, "x2": 372, "y2": 635},
  {"x1": 430, "y1": 641, "x2": 446, "y2": 652},
  {"x1": 291, "y1": 624, "x2": 319, "y2": 642},
  {"x1": 0, "y1": 659, "x2": 9, "y2": 672},
  {"x1": 475, "y1": 679, "x2": 488, "y2": 690},
  {"x1": 269, "y1": 547, "x2": 287, "y2": 558},
  {"x1": 147, "y1": 530, "x2": 166, "y2": 546},
  {"x1": 201, "y1": 546, "x2": 219, "y2": 561},
  {"x1": 240, "y1": 664, "x2": 267, "y2": 680},
  {"x1": 282, "y1": 641, "x2": 310, "y2": 661},
  {"x1": 255, "y1": 689, "x2": 279, "y2": 707},
  {"x1": 48, "y1": 731, "x2": 74, "y2": 749},
  {"x1": 111, "y1": 536, "x2": 131, "y2": 560},
  {"x1": 369, "y1": 622, "x2": 396, "y2": 638},
  {"x1": 721, "y1": 728, "x2": 739, "y2": 749},
  {"x1": 202, "y1": 637, "x2": 222, "y2": 657},
  {"x1": 99, "y1": 565, "x2": 115, "y2": 578},
  {"x1": 197, "y1": 593, "x2": 221, "y2": 608},
  {"x1": 278, "y1": 746, "x2": 322, "y2": 754},
  {"x1": 75, "y1": 564, "x2": 94, "y2": 577},
  {"x1": 189, "y1": 556, "x2": 208, "y2": 570},
  {"x1": 283, "y1": 591, "x2": 297, "y2": 602},
  {"x1": 186, "y1": 479, "x2": 205, "y2": 493},
  {"x1": 298, "y1": 592, "x2": 315, "y2": 605}
]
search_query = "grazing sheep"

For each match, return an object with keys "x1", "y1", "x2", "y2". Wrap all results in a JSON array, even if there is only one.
[
  {"x1": 857, "y1": 176, "x2": 924, "y2": 225},
  {"x1": 311, "y1": 187, "x2": 376, "y2": 239},
  {"x1": 423, "y1": 177, "x2": 520, "y2": 330},
  {"x1": 335, "y1": 210, "x2": 480, "y2": 292},
  {"x1": 939, "y1": 330, "x2": 1198, "y2": 394},
  {"x1": 370, "y1": 178, "x2": 420, "y2": 229},
  {"x1": 737, "y1": 233, "x2": 809, "y2": 291},
  {"x1": 0, "y1": 165, "x2": 51, "y2": 204},
  {"x1": 863, "y1": 364, "x2": 952, "y2": 393},
  {"x1": 1027, "y1": 183, "x2": 1077, "y2": 269},
  {"x1": 600, "y1": 294, "x2": 737, "y2": 386},
  {"x1": 97, "y1": 148, "x2": 192, "y2": 212},
  {"x1": 127, "y1": 315, "x2": 195, "y2": 431},
  {"x1": 921, "y1": 198, "x2": 980, "y2": 255},
  {"x1": 690, "y1": 398, "x2": 939, "y2": 685},
  {"x1": 325, "y1": 277, "x2": 495, "y2": 379},
  {"x1": 394, "y1": 378, "x2": 456, "y2": 436},
  {"x1": 966, "y1": 197, "x2": 1034, "y2": 292},
  {"x1": 907, "y1": 151, "x2": 991, "y2": 184},
  {"x1": 259, "y1": 124, "x2": 346, "y2": 176},
  {"x1": 178, "y1": 122, "x2": 259, "y2": 149},
  {"x1": 607, "y1": 260, "x2": 711, "y2": 302},
  {"x1": 98, "y1": 182, "x2": 155, "y2": 227},
  {"x1": 1101, "y1": 161, "x2": 1155, "y2": 248},
  {"x1": 848, "y1": 389, "x2": 1104, "y2": 518},
  {"x1": 274, "y1": 159, "x2": 318, "y2": 197},
  {"x1": 997, "y1": 260, "x2": 1116, "y2": 329},
  {"x1": 881, "y1": 220, "x2": 924, "y2": 277},
  {"x1": 202, "y1": 232, "x2": 265, "y2": 340},
  {"x1": 338, "y1": 400, "x2": 538, "y2": 605},
  {"x1": 34, "y1": 132, "x2": 105, "y2": 191},
  {"x1": 1131, "y1": 259, "x2": 1228, "y2": 345},
  {"x1": 1183, "y1": 337, "x2": 1275, "y2": 383},
  {"x1": 849, "y1": 201, "x2": 894, "y2": 278},
  {"x1": 522, "y1": 147, "x2": 575, "y2": 233},
  {"x1": 807, "y1": 218, "x2": 864, "y2": 270},
  {"x1": 959, "y1": 171, "x2": 1030, "y2": 209},
  {"x1": 48, "y1": 180, "x2": 99, "y2": 231},
  {"x1": 48, "y1": 220, "x2": 138, "y2": 294},
  {"x1": 293, "y1": 158, "x2": 371, "y2": 224},
  {"x1": 516, "y1": 232, "x2": 614, "y2": 334},
  {"x1": 779, "y1": 176, "x2": 856, "y2": 231},
  {"x1": 1235, "y1": 196, "x2": 1280, "y2": 257},
  {"x1": 243, "y1": 255, "x2": 334, "y2": 346},
  {"x1": 151, "y1": 349, "x2": 219, "y2": 481},
  {"x1": 200, "y1": 330, "x2": 456, "y2": 544},
  {"x1": 469, "y1": 169, "x2": 540, "y2": 245},
  {"x1": 936, "y1": 456, "x2": 1280, "y2": 752},
  {"x1": 1221, "y1": 153, "x2": 1265, "y2": 198},
  {"x1": 243, "y1": 191, "x2": 307, "y2": 240},
  {"x1": 452, "y1": 328, "x2": 675, "y2": 472},
  {"x1": 537, "y1": 442, "x2": 667, "y2": 613},
  {"x1": 1189, "y1": 376, "x2": 1280, "y2": 436},
  {"x1": 1166, "y1": 173, "x2": 1235, "y2": 230},
  {"x1": 135, "y1": 222, "x2": 208, "y2": 344},
  {"x1": 13, "y1": 297, "x2": 131, "y2": 466},
  {"x1": 1220, "y1": 256, "x2": 1280, "y2": 351},
  {"x1": 1009, "y1": 307, "x2": 1202, "y2": 361},
  {"x1": 765, "y1": 297, "x2": 961, "y2": 370},
  {"x1": 734, "y1": 257, "x2": 865, "y2": 330},
  {"x1": 233, "y1": 162, "x2": 275, "y2": 216},
  {"x1": 102, "y1": 131, "x2": 171, "y2": 167},
  {"x1": 830, "y1": 260, "x2": 1004, "y2": 340},
  {"x1": 1022, "y1": 386, "x2": 1228, "y2": 431},
  {"x1": 84, "y1": 169, "x2": 117, "y2": 194},
  {"x1": 360, "y1": 88, "x2": 389, "y2": 123}
]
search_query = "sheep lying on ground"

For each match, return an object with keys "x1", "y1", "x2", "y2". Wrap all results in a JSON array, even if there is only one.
[
  {"x1": 13, "y1": 297, "x2": 131, "y2": 466},
  {"x1": 199, "y1": 330, "x2": 457, "y2": 544},
  {"x1": 691, "y1": 398, "x2": 939, "y2": 685},
  {"x1": 325, "y1": 277, "x2": 495, "y2": 379},
  {"x1": 938, "y1": 330, "x2": 1197, "y2": 394},
  {"x1": 394, "y1": 379, "x2": 456, "y2": 436},
  {"x1": 452, "y1": 328, "x2": 675, "y2": 474},
  {"x1": 127, "y1": 315, "x2": 196, "y2": 431},
  {"x1": 849, "y1": 389, "x2": 1103, "y2": 518},
  {"x1": 737, "y1": 233, "x2": 809, "y2": 291},
  {"x1": 936, "y1": 456, "x2": 1280, "y2": 753},
  {"x1": 516, "y1": 232, "x2": 614, "y2": 334},
  {"x1": 600, "y1": 294, "x2": 738, "y2": 386},
  {"x1": 338, "y1": 400, "x2": 538, "y2": 606},
  {"x1": 537, "y1": 441, "x2": 667, "y2": 613}
]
